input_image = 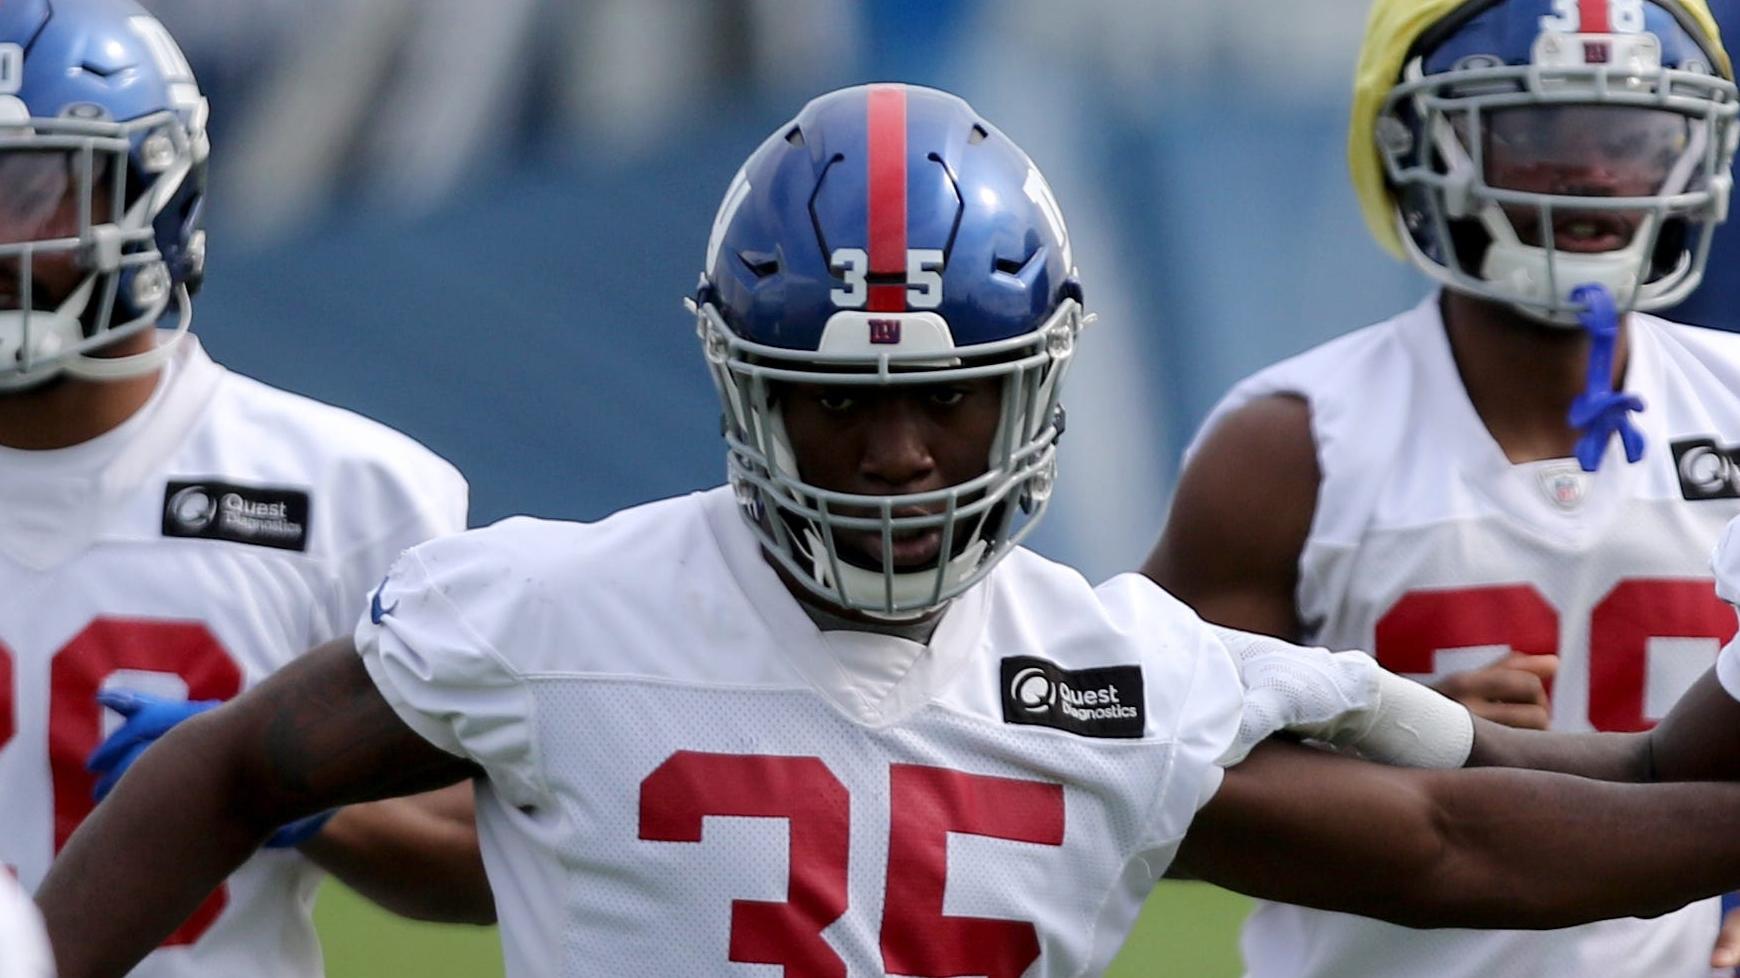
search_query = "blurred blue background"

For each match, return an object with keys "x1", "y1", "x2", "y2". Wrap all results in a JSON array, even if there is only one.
[{"x1": 142, "y1": 0, "x2": 1740, "y2": 583}]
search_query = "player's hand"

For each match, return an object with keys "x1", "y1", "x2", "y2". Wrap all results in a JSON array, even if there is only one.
[
  {"x1": 1713, "y1": 894, "x2": 1740, "y2": 972},
  {"x1": 88, "y1": 689, "x2": 335, "y2": 848},
  {"x1": 1430, "y1": 654, "x2": 1558, "y2": 730}
]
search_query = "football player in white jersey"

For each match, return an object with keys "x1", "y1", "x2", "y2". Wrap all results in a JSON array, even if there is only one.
[
  {"x1": 38, "y1": 82, "x2": 1740, "y2": 978},
  {"x1": 1145, "y1": 0, "x2": 1740, "y2": 976},
  {"x1": 0, "y1": 873, "x2": 53, "y2": 978},
  {"x1": 0, "y1": 1, "x2": 492, "y2": 976}
]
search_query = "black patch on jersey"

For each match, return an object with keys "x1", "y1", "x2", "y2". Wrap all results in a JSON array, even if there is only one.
[
  {"x1": 162, "y1": 480, "x2": 310, "y2": 551},
  {"x1": 1671, "y1": 438, "x2": 1740, "y2": 500},
  {"x1": 1000, "y1": 655, "x2": 1144, "y2": 738}
]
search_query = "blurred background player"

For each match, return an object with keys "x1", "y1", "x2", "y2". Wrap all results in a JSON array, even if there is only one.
[
  {"x1": 0, "y1": 0, "x2": 491, "y2": 975},
  {"x1": 44, "y1": 80, "x2": 1740, "y2": 978},
  {"x1": 1145, "y1": 0, "x2": 1740, "y2": 976},
  {"x1": 0, "y1": 872, "x2": 54, "y2": 978}
]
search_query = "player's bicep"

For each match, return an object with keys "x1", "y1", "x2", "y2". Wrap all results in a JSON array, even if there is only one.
[
  {"x1": 1143, "y1": 394, "x2": 1318, "y2": 640},
  {"x1": 228, "y1": 639, "x2": 479, "y2": 822}
]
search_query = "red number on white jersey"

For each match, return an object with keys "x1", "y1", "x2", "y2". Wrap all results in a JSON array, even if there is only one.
[
  {"x1": 1375, "y1": 579, "x2": 1735, "y2": 732},
  {"x1": 1588, "y1": 579, "x2": 1734, "y2": 732},
  {"x1": 640, "y1": 751, "x2": 850, "y2": 978},
  {"x1": 0, "y1": 618, "x2": 244, "y2": 946},
  {"x1": 881, "y1": 764, "x2": 1064, "y2": 978},
  {"x1": 640, "y1": 751, "x2": 1066, "y2": 977}
]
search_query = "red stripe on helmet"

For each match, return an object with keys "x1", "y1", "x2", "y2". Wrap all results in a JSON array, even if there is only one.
[
  {"x1": 866, "y1": 84, "x2": 907, "y2": 313},
  {"x1": 1581, "y1": 0, "x2": 1611, "y2": 33}
]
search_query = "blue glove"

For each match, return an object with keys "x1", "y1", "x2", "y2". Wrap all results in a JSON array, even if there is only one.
[{"x1": 88, "y1": 689, "x2": 335, "y2": 848}]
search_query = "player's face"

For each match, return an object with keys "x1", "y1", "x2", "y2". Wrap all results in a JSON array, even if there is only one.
[
  {"x1": 1474, "y1": 104, "x2": 1691, "y2": 252},
  {"x1": 0, "y1": 151, "x2": 105, "y2": 311},
  {"x1": 779, "y1": 377, "x2": 1004, "y2": 571}
]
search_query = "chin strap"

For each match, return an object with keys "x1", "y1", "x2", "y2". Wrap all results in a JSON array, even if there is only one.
[{"x1": 1567, "y1": 283, "x2": 1646, "y2": 473}]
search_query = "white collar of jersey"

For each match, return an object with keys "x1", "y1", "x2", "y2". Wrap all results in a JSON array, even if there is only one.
[
  {"x1": 700, "y1": 486, "x2": 990, "y2": 726},
  {"x1": 0, "y1": 333, "x2": 224, "y2": 570},
  {"x1": 1410, "y1": 291, "x2": 1671, "y2": 545}
]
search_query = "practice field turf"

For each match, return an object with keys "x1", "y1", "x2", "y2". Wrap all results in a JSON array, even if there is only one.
[{"x1": 315, "y1": 878, "x2": 1252, "y2": 976}]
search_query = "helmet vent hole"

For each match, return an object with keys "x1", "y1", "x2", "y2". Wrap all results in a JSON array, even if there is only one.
[
  {"x1": 739, "y1": 251, "x2": 780, "y2": 279},
  {"x1": 994, "y1": 251, "x2": 1035, "y2": 276},
  {"x1": 785, "y1": 126, "x2": 805, "y2": 147},
  {"x1": 968, "y1": 124, "x2": 988, "y2": 144}
]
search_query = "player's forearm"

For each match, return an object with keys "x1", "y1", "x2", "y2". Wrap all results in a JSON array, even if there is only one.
[
  {"x1": 1463, "y1": 717, "x2": 1651, "y2": 781},
  {"x1": 1425, "y1": 768, "x2": 1740, "y2": 928},
  {"x1": 1188, "y1": 741, "x2": 1740, "y2": 931},
  {"x1": 36, "y1": 709, "x2": 282, "y2": 978},
  {"x1": 299, "y1": 784, "x2": 495, "y2": 924},
  {"x1": 1646, "y1": 669, "x2": 1740, "y2": 782}
]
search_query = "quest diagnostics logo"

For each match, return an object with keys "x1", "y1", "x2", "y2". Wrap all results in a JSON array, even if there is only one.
[
  {"x1": 167, "y1": 485, "x2": 219, "y2": 531},
  {"x1": 162, "y1": 480, "x2": 310, "y2": 552},
  {"x1": 1000, "y1": 655, "x2": 1144, "y2": 739},
  {"x1": 1671, "y1": 437, "x2": 1740, "y2": 501}
]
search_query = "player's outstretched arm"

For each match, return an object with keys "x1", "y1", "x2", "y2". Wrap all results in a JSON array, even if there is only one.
[
  {"x1": 1467, "y1": 665, "x2": 1740, "y2": 783},
  {"x1": 1177, "y1": 739, "x2": 1740, "y2": 929},
  {"x1": 35, "y1": 639, "x2": 480, "y2": 978},
  {"x1": 299, "y1": 783, "x2": 495, "y2": 924}
]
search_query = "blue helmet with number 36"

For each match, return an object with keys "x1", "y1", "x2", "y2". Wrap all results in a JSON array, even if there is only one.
[
  {"x1": 0, "y1": 0, "x2": 209, "y2": 391},
  {"x1": 692, "y1": 83, "x2": 1085, "y2": 619},
  {"x1": 1360, "y1": 0, "x2": 1737, "y2": 324}
]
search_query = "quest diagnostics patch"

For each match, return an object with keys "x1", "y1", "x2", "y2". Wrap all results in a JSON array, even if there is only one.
[
  {"x1": 162, "y1": 480, "x2": 310, "y2": 551},
  {"x1": 1001, "y1": 655, "x2": 1144, "y2": 738}
]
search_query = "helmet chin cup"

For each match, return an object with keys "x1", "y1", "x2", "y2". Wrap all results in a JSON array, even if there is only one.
[
  {"x1": 803, "y1": 527, "x2": 989, "y2": 622},
  {"x1": 62, "y1": 283, "x2": 192, "y2": 381},
  {"x1": 0, "y1": 277, "x2": 97, "y2": 391},
  {"x1": 1478, "y1": 233, "x2": 1650, "y2": 326}
]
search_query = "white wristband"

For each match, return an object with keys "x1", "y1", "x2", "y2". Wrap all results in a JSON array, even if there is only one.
[{"x1": 1351, "y1": 669, "x2": 1475, "y2": 770}]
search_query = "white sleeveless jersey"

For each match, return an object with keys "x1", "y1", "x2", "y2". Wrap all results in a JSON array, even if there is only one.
[
  {"x1": 357, "y1": 486, "x2": 1251, "y2": 978},
  {"x1": 1200, "y1": 294, "x2": 1740, "y2": 978},
  {"x1": 0, "y1": 338, "x2": 467, "y2": 978},
  {"x1": 0, "y1": 873, "x2": 53, "y2": 978}
]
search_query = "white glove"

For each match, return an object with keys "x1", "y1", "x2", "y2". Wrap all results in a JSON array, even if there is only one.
[{"x1": 1214, "y1": 624, "x2": 1473, "y2": 770}]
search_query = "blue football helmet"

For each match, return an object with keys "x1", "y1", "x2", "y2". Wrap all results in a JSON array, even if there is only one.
[
  {"x1": 1378, "y1": 0, "x2": 1737, "y2": 323},
  {"x1": 0, "y1": 0, "x2": 209, "y2": 390},
  {"x1": 693, "y1": 83, "x2": 1084, "y2": 619}
]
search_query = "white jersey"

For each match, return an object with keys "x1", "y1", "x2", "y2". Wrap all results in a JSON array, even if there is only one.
[
  {"x1": 0, "y1": 873, "x2": 52, "y2": 978},
  {"x1": 0, "y1": 338, "x2": 467, "y2": 978},
  {"x1": 358, "y1": 486, "x2": 1251, "y2": 978},
  {"x1": 1707, "y1": 520, "x2": 1740, "y2": 697},
  {"x1": 1201, "y1": 294, "x2": 1740, "y2": 978}
]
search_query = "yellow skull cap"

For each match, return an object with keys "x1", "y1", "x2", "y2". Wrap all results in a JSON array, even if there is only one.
[{"x1": 1348, "y1": 0, "x2": 1731, "y2": 259}]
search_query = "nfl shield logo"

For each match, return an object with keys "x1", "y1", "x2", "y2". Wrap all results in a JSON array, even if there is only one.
[
  {"x1": 1536, "y1": 462, "x2": 1590, "y2": 511},
  {"x1": 868, "y1": 319, "x2": 902, "y2": 345}
]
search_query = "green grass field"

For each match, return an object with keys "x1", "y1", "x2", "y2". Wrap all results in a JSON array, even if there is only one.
[{"x1": 314, "y1": 878, "x2": 1251, "y2": 977}]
